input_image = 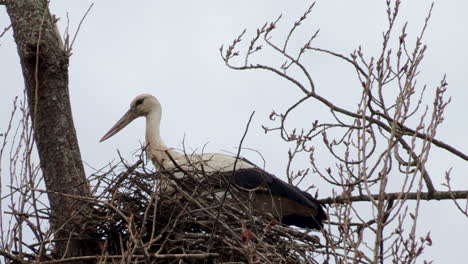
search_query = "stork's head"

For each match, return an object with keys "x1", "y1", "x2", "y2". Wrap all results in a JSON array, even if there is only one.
[{"x1": 100, "y1": 94, "x2": 161, "y2": 142}]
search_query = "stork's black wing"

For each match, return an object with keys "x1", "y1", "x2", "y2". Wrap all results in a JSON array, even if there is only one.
[{"x1": 227, "y1": 167, "x2": 326, "y2": 229}]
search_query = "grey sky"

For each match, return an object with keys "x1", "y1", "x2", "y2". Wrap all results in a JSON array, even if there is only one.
[{"x1": 1, "y1": 1, "x2": 467, "y2": 262}]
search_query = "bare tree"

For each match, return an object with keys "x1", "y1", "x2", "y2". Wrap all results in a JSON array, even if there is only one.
[
  {"x1": 2, "y1": 0, "x2": 95, "y2": 261},
  {"x1": 0, "y1": 1, "x2": 466, "y2": 264},
  {"x1": 221, "y1": 1, "x2": 467, "y2": 263}
]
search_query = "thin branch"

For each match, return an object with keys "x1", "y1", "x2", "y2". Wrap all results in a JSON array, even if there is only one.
[
  {"x1": 320, "y1": 190, "x2": 468, "y2": 204},
  {"x1": 0, "y1": 24, "x2": 12, "y2": 39},
  {"x1": 0, "y1": 249, "x2": 28, "y2": 264},
  {"x1": 226, "y1": 63, "x2": 310, "y2": 94},
  {"x1": 207, "y1": 111, "x2": 256, "y2": 251},
  {"x1": 65, "y1": 3, "x2": 94, "y2": 55},
  {"x1": 36, "y1": 253, "x2": 220, "y2": 264},
  {"x1": 310, "y1": 47, "x2": 368, "y2": 78}
]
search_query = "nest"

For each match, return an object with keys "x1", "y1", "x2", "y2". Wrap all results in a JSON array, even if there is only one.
[{"x1": 84, "y1": 159, "x2": 325, "y2": 263}]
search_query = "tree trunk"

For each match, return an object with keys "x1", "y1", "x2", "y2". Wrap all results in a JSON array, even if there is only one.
[{"x1": 5, "y1": 0, "x2": 95, "y2": 260}]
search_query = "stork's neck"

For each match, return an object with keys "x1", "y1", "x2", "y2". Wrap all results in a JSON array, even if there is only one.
[{"x1": 145, "y1": 111, "x2": 182, "y2": 169}]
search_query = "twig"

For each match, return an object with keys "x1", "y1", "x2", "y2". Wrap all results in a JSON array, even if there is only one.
[
  {"x1": 36, "y1": 253, "x2": 220, "y2": 263},
  {"x1": 0, "y1": 249, "x2": 28, "y2": 264},
  {"x1": 66, "y1": 3, "x2": 94, "y2": 55},
  {"x1": 32, "y1": 4, "x2": 49, "y2": 131},
  {"x1": 207, "y1": 111, "x2": 256, "y2": 252},
  {"x1": 320, "y1": 190, "x2": 468, "y2": 204},
  {"x1": 0, "y1": 24, "x2": 12, "y2": 39}
]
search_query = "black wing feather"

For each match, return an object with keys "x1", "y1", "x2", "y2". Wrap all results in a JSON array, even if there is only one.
[{"x1": 228, "y1": 167, "x2": 326, "y2": 229}]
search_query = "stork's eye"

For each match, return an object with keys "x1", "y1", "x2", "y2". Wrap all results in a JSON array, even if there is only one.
[{"x1": 135, "y1": 99, "x2": 144, "y2": 106}]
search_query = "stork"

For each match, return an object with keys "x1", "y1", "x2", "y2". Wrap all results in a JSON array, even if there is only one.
[{"x1": 100, "y1": 94, "x2": 326, "y2": 229}]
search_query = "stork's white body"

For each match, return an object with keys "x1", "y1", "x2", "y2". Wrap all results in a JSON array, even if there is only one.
[{"x1": 140, "y1": 99, "x2": 255, "y2": 177}]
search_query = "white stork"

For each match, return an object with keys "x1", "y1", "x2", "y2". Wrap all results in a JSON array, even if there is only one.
[{"x1": 100, "y1": 94, "x2": 326, "y2": 229}]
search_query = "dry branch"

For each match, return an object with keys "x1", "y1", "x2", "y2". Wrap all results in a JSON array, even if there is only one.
[
  {"x1": 5, "y1": 0, "x2": 93, "y2": 260},
  {"x1": 320, "y1": 190, "x2": 468, "y2": 204},
  {"x1": 1, "y1": 155, "x2": 326, "y2": 263},
  {"x1": 2, "y1": 1, "x2": 467, "y2": 264},
  {"x1": 220, "y1": 1, "x2": 467, "y2": 263}
]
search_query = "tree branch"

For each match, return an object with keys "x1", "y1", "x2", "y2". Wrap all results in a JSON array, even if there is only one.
[
  {"x1": 0, "y1": 249, "x2": 28, "y2": 264},
  {"x1": 34, "y1": 253, "x2": 220, "y2": 264},
  {"x1": 5, "y1": 0, "x2": 94, "y2": 260},
  {"x1": 320, "y1": 190, "x2": 468, "y2": 204},
  {"x1": 0, "y1": 24, "x2": 12, "y2": 38}
]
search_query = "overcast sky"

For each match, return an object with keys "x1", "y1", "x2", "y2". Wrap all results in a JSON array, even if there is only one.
[{"x1": 1, "y1": 1, "x2": 467, "y2": 262}]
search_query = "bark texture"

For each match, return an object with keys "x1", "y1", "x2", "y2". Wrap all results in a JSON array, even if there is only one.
[{"x1": 5, "y1": 0, "x2": 95, "y2": 260}]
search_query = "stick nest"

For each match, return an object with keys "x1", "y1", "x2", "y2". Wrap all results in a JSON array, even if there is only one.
[{"x1": 27, "y1": 159, "x2": 325, "y2": 264}]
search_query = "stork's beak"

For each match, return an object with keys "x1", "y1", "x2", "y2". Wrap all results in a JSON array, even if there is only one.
[{"x1": 100, "y1": 108, "x2": 138, "y2": 142}]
